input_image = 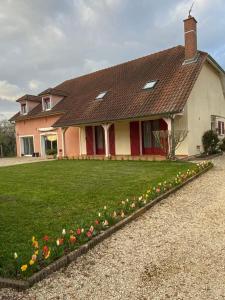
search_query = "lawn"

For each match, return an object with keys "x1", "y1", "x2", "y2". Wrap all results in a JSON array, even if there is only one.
[{"x1": 0, "y1": 159, "x2": 193, "y2": 277}]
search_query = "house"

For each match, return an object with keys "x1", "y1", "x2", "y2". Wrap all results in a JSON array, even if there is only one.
[{"x1": 10, "y1": 15, "x2": 225, "y2": 159}]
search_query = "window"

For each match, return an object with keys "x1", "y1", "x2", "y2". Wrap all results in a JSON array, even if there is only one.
[
  {"x1": 21, "y1": 103, "x2": 27, "y2": 114},
  {"x1": 96, "y1": 91, "x2": 107, "y2": 100},
  {"x1": 43, "y1": 97, "x2": 51, "y2": 111},
  {"x1": 21, "y1": 136, "x2": 34, "y2": 156},
  {"x1": 218, "y1": 121, "x2": 225, "y2": 135},
  {"x1": 143, "y1": 80, "x2": 157, "y2": 90}
]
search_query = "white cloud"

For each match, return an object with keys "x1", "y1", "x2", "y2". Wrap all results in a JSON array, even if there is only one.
[
  {"x1": 0, "y1": 80, "x2": 24, "y2": 101},
  {"x1": 83, "y1": 58, "x2": 110, "y2": 73},
  {"x1": 28, "y1": 80, "x2": 41, "y2": 92}
]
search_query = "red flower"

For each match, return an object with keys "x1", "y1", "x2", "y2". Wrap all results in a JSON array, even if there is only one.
[
  {"x1": 86, "y1": 231, "x2": 92, "y2": 238},
  {"x1": 95, "y1": 220, "x2": 99, "y2": 225},
  {"x1": 43, "y1": 235, "x2": 49, "y2": 242},
  {"x1": 76, "y1": 228, "x2": 81, "y2": 235},
  {"x1": 42, "y1": 245, "x2": 49, "y2": 256}
]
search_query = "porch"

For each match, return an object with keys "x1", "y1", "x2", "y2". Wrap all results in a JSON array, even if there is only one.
[{"x1": 79, "y1": 118, "x2": 172, "y2": 159}]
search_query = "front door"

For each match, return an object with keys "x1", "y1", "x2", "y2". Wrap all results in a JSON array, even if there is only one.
[{"x1": 95, "y1": 126, "x2": 105, "y2": 155}]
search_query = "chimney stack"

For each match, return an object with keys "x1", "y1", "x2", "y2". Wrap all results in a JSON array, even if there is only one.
[{"x1": 183, "y1": 15, "x2": 198, "y2": 63}]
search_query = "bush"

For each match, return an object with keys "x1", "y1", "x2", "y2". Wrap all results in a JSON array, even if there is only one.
[
  {"x1": 46, "y1": 149, "x2": 57, "y2": 156},
  {"x1": 219, "y1": 138, "x2": 225, "y2": 152},
  {"x1": 202, "y1": 130, "x2": 220, "y2": 155}
]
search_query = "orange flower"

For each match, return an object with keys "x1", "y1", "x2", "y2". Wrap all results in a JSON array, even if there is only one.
[
  {"x1": 56, "y1": 238, "x2": 64, "y2": 246},
  {"x1": 43, "y1": 235, "x2": 49, "y2": 242},
  {"x1": 69, "y1": 235, "x2": 76, "y2": 244}
]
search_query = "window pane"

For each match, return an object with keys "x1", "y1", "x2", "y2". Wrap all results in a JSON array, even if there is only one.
[{"x1": 22, "y1": 137, "x2": 34, "y2": 155}]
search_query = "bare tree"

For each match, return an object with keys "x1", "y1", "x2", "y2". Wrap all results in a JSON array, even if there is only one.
[{"x1": 153, "y1": 129, "x2": 188, "y2": 160}]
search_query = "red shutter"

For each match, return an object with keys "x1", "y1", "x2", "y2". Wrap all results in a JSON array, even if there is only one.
[
  {"x1": 109, "y1": 124, "x2": 115, "y2": 155},
  {"x1": 130, "y1": 121, "x2": 140, "y2": 155},
  {"x1": 85, "y1": 126, "x2": 94, "y2": 155}
]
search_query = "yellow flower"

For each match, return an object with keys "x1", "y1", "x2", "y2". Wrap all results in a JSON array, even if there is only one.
[
  {"x1": 21, "y1": 264, "x2": 28, "y2": 272},
  {"x1": 29, "y1": 259, "x2": 35, "y2": 266},
  {"x1": 32, "y1": 240, "x2": 39, "y2": 248},
  {"x1": 14, "y1": 252, "x2": 18, "y2": 259},
  {"x1": 45, "y1": 250, "x2": 51, "y2": 259},
  {"x1": 34, "y1": 250, "x2": 39, "y2": 255}
]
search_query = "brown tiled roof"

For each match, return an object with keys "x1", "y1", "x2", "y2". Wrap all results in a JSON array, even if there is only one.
[
  {"x1": 16, "y1": 94, "x2": 41, "y2": 103},
  {"x1": 39, "y1": 88, "x2": 68, "y2": 97},
  {"x1": 11, "y1": 46, "x2": 208, "y2": 125}
]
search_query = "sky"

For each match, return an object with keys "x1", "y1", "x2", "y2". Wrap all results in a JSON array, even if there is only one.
[{"x1": 0, "y1": 0, "x2": 225, "y2": 120}]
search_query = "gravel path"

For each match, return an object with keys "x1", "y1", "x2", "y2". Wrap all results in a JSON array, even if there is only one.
[{"x1": 1, "y1": 156, "x2": 225, "y2": 300}]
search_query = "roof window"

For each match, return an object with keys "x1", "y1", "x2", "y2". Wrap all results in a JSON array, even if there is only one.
[
  {"x1": 143, "y1": 80, "x2": 157, "y2": 90},
  {"x1": 96, "y1": 91, "x2": 107, "y2": 100}
]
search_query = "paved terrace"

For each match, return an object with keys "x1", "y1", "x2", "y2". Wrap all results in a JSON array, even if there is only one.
[
  {"x1": 0, "y1": 157, "x2": 49, "y2": 167},
  {"x1": 1, "y1": 155, "x2": 225, "y2": 300}
]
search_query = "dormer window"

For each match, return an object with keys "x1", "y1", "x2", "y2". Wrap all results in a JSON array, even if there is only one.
[
  {"x1": 21, "y1": 103, "x2": 27, "y2": 115},
  {"x1": 42, "y1": 97, "x2": 51, "y2": 111}
]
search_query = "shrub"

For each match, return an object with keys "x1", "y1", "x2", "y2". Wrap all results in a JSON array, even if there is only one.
[
  {"x1": 219, "y1": 138, "x2": 225, "y2": 152},
  {"x1": 202, "y1": 130, "x2": 220, "y2": 155},
  {"x1": 46, "y1": 149, "x2": 57, "y2": 156}
]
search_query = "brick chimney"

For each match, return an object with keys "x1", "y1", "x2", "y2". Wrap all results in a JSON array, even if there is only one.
[{"x1": 183, "y1": 15, "x2": 198, "y2": 63}]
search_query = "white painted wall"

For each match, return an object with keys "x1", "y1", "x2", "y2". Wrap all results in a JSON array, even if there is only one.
[
  {"x1": 186, "y1": 61, "x2": 225, "y2": 155},
  {"x1": 115, "y1": 121, "x2": 131, "y2": 155}
]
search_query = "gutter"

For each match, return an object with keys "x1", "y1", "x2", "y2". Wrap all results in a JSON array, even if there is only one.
[{"x1": 53, "y1": 110, "x2": 183, "y2": 128}]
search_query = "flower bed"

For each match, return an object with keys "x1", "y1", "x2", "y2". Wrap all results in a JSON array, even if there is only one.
[{"x1": 10, "y1": 161, "x2": 212, "y2": 279}]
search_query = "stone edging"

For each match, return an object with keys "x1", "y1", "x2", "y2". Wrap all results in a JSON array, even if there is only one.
[{"x1": 0, "y1": 164, "x2": 213, "y2": 291}]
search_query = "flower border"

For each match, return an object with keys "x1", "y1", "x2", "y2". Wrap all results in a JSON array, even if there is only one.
[{"x1": 0, "y1": 161, "x2": 213, "y2": 290}]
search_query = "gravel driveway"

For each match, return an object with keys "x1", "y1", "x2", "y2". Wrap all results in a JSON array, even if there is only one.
[{"x1": 1, "y1": 156, "x2": 225, "y2": 300}]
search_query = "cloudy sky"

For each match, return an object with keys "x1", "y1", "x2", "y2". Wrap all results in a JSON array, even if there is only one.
[{"x1": 0, "y1": 0, "x2": 224, "y2": 120}]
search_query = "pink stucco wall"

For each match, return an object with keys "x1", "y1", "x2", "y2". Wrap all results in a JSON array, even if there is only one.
[{"x1": 15, "y1": 115, "x2": 80, "y2": 157}]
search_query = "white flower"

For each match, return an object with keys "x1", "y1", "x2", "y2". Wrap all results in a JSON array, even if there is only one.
[
  {"x1": 62, "y1": 229, "x2": 66, "y2": 235},
  {"x1": 121, "y1": 200, "x2": 125, "y2": 205},
  {"x1": 103, "y1": 220, "x2": 109, "y2": 226},
  {"x1": 138, "y1": 196, "x2": 142, "y2": 201},
  {"x1": 113, "y1": 211, "x2": 117, "y2": 218},
  {"x1": 81, "y1": 228, "x2": 84, "y2": 233},
  {"x1": 89, "y1": 225, "x2": 94, "y2": 232},
  {"x1": 56, "y1": 239, "x2": 60, "y2": 246},
  {"x1": 121, "y1": 211, "x2": 125, "y2": 218},
  {"x1": 131, "y1": 203, "x2": 135, "y2": 208},
  {"x1": 98, "y1": 212, "x2": 101, "y2": 217},
  {"x1": 104, "y1": 206, "x2": 107, "y2": 210},
  {"x1": 14, "y1": 252, "x2": 18, "y2": 259},
  {"x1": 126, "y1": 198, "x2": 129, "y2": 203}
]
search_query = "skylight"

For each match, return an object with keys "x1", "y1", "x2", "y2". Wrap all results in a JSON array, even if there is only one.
[
  {"x1": 143, "y1": 80, "x2": 157, "y2": 90},
  {"x1": 96, "y1": 91, "x2": 107, "y2": 100}
]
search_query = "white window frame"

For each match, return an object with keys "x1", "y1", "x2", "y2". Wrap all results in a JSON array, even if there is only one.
[
  {"x1": 42, "y1": 96, "x2": 52, "y2": 111},
  {"x1": 40, "y1": 132, "x2": 58, "y2": 157},
  {"x1": 19, "y1": 135, "x2": 35, "y2": 157},
  {"x1": 21, "y1": 102, "x2": 28, "y2": 115}
]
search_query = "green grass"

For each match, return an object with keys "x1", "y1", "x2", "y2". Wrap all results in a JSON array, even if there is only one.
[{"x1": 0, "y1": 159, "x2": 193, "y2": 277}]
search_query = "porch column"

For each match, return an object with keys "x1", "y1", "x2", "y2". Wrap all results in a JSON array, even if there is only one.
[
  {"x1": 61, "y1": 127, "x2": 68, "y2": 157},
  {"x1": 163, "y1": 116, "x2": 175, "y2": 159},
  {"x1": 163, "y1": 117, "x2": 172, "y2": 157},
  {"x1": 102, "y1": 123, "x2": 111, "y2": 157}
]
